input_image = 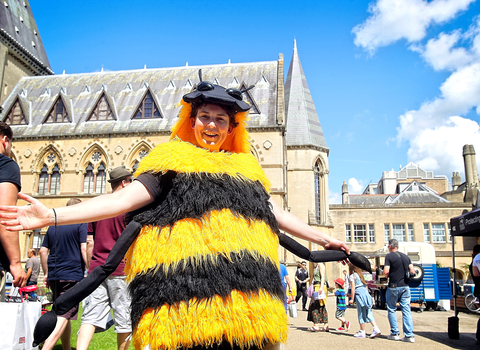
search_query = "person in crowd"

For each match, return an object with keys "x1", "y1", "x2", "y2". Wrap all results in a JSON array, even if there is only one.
[
  {"x1": 25, "y1": 248, "x2": 40, "y2": 298},
  {"x1": 384, "y1": 238, "x2": 415, "y2": 342},
  {"x1": 295, "y1": 261, "x2": 309, "y2": 311},
  {"x1": 40, "y1": 198, "x2": 87, "y2": 350},
  {"x1": 0, "y1": 121, "x2": 25, "y2": 299},
  {"x1": 334, "y1": 278, "x2": 349, "y2": 331},
  {"x1": 77, "y1": 166, "x2": 133, "y2": 350},
  {"x1": 0, "y1": 74, "x2": 349, "y2": 350},
  {"x1": 348, "y1": 263, "x2": 381, "y2": 339},
  {"x1": 280, "y1": 262, "x2": 293, "y2": 313},
  {"x1": 307, "y1": 262, "x2": 329, "y2": 332}
]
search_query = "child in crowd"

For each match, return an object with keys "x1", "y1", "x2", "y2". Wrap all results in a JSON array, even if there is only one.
[
  {"x1": 348, "y1": 263, "x2": 381, "y2": 339},
  {"x1": 334, "y1": 278, "x2": 350, "y2": 331}
]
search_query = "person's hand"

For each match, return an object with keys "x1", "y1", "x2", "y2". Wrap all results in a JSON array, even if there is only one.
[
  {"x1": 43, "y1": 275, "x2": 48, "y2": 287},
  {"x1": 9, "y1": 262, "x2": 26, "y2": 287},
  {"x1": 323, "y1": 237, "x2": 350, "y2": 255},
  {"x1": 349, "y1": 299, "x2": 353, "y2": 304},
  {"x1": 0, "y1": 193, "x2": 51, "y2": 231}
]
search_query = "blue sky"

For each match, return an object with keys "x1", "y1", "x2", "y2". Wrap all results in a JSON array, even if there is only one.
[{"x1": 29, "y1": 0, "x2": 480, "y2": 203}]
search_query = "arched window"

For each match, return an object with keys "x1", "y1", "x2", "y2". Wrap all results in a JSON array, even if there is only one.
[
  {"x1": 96, "y1": 163, "x2": 106, "y2": 194},
  {"x1": 84, "y1": 163, "x2": 94, "y2": 193},
  {"x1": 38, "y1": 164, "x2": 49, "y2": 195},
  {"x1": 83, "y1": 161, "x2": 106, "y2": 194},
  {"x1": 38, "y1": 163, "x2": 61, "y2": 195},
  {"x1": 314, "y1": 161, "x2": 321, "y2": 222}
]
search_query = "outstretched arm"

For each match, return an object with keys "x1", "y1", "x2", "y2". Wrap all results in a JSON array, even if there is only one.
[
  {"x1": 0, "y1": 181, "x2": 154, "y2": 231},
  {"x1": 269, "y1": 198, "x2": 349, "y2": 254}
]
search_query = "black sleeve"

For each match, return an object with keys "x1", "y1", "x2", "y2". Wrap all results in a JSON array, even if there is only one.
[
  {"x1": 135, "y1": 173, "x2": 163, "y2": 201},
  {"x1": 0, "y1": 157, "x2": 21, "y2": 191}
]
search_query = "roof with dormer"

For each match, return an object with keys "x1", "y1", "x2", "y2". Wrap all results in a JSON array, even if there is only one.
[
  {"x1": 284, "y1": 40, "x2": 328, "y2": 153},
  {"x1": 0, "y1": 0, "x2": 52, "y2": 75},
  {"x1": 1, "y1": 60, "x2": 281, "y2": 138}
]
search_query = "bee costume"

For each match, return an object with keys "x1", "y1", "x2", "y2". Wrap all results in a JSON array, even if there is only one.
[{"x1": 33, "y1": 72, "x2": 371, "y2": 350}]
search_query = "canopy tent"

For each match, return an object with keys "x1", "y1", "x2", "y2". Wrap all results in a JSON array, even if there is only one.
[
  {"x1": 451, "y1": 207, "x2": 480, "y2": 237},
  {"x1": 449, "y1": 207, "x2": 480, "y2": 339}
]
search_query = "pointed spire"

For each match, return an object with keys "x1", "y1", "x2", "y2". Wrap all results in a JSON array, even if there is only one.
[{"x1": 284, "y1": 40, "x2": 328, "y2": 151}]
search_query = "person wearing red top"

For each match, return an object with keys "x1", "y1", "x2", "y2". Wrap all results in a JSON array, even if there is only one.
[{"x1": 76, "y1": 166, "x2": 133, "y2": 350}]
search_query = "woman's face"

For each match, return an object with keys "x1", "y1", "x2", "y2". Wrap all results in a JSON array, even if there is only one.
[{"x1": 190, "y1": 103, "x2": 234, "y2": 152}]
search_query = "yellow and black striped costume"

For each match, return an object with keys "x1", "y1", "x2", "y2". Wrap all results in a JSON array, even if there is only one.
[{"x1": 125, "y1": 139, "x2": 287, "y2": 350}]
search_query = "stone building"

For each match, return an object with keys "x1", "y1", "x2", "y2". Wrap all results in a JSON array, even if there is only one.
[
  {"x1": 1, "y1": 41, "x2": 332, "y2": 278},
  {"x1": 0, "y1": 0, "x2": 52, "y2": 106},
  {"x1": 331, "y1": 161, "x2": 475, "y2": 280}
]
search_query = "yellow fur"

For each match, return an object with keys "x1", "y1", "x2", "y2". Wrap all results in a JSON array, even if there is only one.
[
  {"x1": 134, "y1": 139, "x2": 271, "y2": 191},
  {"x1": 133, "y1": 290, "x2": 287, "y2": 350},
  {"x1": 125, "y1": 209, "x2": 279, "y2": 279}
]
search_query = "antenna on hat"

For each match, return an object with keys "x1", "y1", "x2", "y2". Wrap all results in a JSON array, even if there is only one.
[
  {"x1": 198, "y1": 69, "x2": 203, "y2": 82},
  {"x1": 241, "y1": 85, "x2": 255, "y2": 93}
]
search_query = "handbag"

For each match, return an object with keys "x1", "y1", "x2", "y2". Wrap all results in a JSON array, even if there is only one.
[
  {"x1": 306, "y1": 284, "x2": 314, "y2": 298},
  {"x1": 0, "y1": 293, "x2": 41, "y2": 350},
  {"x1": 287, "y1": 293, "x2": 298, "y2": 318}
]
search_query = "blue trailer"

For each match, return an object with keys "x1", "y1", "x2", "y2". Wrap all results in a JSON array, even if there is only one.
[{"x1": 370, "y1": 242, "x2": 452, "y2": 311}]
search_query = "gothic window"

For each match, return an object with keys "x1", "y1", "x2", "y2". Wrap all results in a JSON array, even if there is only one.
[
  {"x1": 88, "y1": 93, "x2": 115, "y2": 121},
  {"x1": 132, "y1": 91, "x2": 162, "y2": 119},
  {"x1": 37, "y1": 162, "x2": 61, "y2": 195},
  {"x1": 83, "y1": 161, "x2": 106, "y2": 194},
  {"x1": 44, "y1": 97, "x2": 70, "y2": 123},
  {"x1": 38, "y1": 164, "x2": 49, "y2": 195},
  {"x1": 84, "y1": 163, "x2": 95, "y2": 193},
  {"x1": 129, "y1": 145, "x2": 150, "y2": 172},
  {"x1": 4, "y1": 98, "x2": 27, "y2": 125},
  {"x1": 96, "y1": 163, "x2": 106, "y2": 194},
  {"x1": 314, "y1": 161, "x2": 322, "y2": 222}
]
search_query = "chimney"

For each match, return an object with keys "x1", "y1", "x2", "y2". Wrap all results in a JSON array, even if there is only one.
[
  {"x1": 452, "y1": 172, "x2": 461, "y2": 191},
  {"x1": 342, "y1": 180, "x2": 349, "y2": 205},
  {"x1": 463, "y1": 145, "x2": 479, "y2": 204}
]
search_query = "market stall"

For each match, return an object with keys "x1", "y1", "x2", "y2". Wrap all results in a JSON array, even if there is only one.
[{"x1": 449, "y1": 207, "x2": 480, "y2": 339}]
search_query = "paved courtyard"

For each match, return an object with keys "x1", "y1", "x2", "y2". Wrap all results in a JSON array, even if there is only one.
[{"x1": 285, "y1": 296, "x2": 479, "y2": 350}]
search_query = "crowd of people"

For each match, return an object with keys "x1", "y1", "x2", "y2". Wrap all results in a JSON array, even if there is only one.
[
  {"x1": 294, "y1": 238, "x2": 416, "y2": 342},
  {"x1": 0, "y1": 74, "x2": 420, "y2": 347},
  {"x1": 0, "y1": 77, "x2": 355, "y2": 350}
]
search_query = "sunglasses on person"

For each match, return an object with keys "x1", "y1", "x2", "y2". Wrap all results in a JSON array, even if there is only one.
[{"x1": 123, "y1": 178, "x2": 133, "y2": 183}]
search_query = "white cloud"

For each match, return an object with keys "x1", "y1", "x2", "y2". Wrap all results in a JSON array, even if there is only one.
[
  {"x1": 406, "y1": 116, "x2": 480, "y2": 179},
  {"x1": 348, "y1": 178, "x2": 365, "y2": 194},
  {"x1": 397, "y1": 62, "x2": 480, "y2": 142},
  {"x1": 353, "y1": 0, "x2": 474, "y2": 53},
  {"x1": 420, "y1": 31, "x2": 474, "y2": 71},
  {"x1": 329, "y1": 190, "x2": 342, "y2": 204}
]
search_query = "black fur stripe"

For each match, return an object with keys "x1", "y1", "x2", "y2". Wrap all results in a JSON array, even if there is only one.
[
  {"x1": 128, "y1": 251, "x2": 284, "y2": 328},
  {"x1": 131, "y1": 171, "x2": 280, "y2": 234}
]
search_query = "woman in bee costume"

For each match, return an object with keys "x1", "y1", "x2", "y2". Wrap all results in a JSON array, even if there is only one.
[{"x1": 0, "y1": 71, "x2": 370, "y2": 350}]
